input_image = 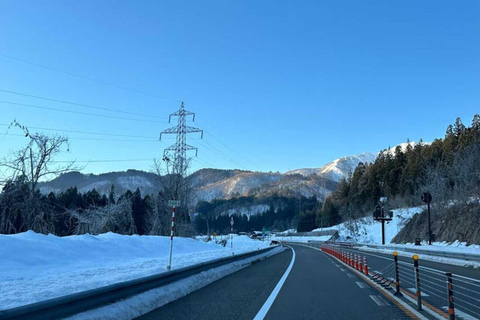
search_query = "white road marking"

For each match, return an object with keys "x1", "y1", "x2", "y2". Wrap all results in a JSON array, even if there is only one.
[
  {"x1": 346, "y1": 273, "x2": 355, "y2": 278},
  {"x1": 407, "y1": 288, "x2": 429, "y2": 296},
  {"x1": 340, "y1": 268, "x2": 346, "y2": 272},
  {"x1": 253, "y1": 246, "x2": 296, "y2": 320},
  {"x1": 369, "y1": 295, "x2": 389, "y2": 306},
  {"x1": 356, "y1": 281, "x2": 368, "y2": 288},
  {"x1": 373, "y1": 270, "x2": 383, "y2": 274}
]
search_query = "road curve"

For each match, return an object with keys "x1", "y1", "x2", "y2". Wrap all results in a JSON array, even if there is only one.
[{"x1": 137, "y1": 244, "x2": 413, "y2": 320}]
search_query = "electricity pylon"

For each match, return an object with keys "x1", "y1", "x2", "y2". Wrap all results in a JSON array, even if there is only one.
[{"x1": 160, "y1": 102, "x2": 203, "y2": 176}]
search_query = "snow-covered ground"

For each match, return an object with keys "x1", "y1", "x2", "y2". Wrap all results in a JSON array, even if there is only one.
[
  {"x1": 275, "y1": 205, "x2": 480, "y2": 267},
  {"x1": 315, "y1": 206, "x2": 425, "y2": 244},
  {"x1": 272, "y1": 235, "x2": 333, "y2": 243},
  {"x1": 66, "y1": 246, "x2": 284, "y2": 320},
  {"x1": 0, "y1": 232, "x2": 270, "y2": 310}
]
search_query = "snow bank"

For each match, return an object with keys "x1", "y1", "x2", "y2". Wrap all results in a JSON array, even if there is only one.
[
  {"x1": 272, "y1": 235, "x2": 333, "y2": 243},
  {"x1": 0, "y1": 232, "x2": 270, "y2": 310},
  {"x1": 314, "y1": 206, "x2": 425, "y2": 244},
  {"x1": 66, "y1": 246, "x2": 284, "y2": 320}
]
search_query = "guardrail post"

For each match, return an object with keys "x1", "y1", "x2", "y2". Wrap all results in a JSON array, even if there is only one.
[
  {"x1": 413, "y1": 254, "x2": 422, "y2": 310},
  {"x1": 446, "y1": 272, "x2": 455, "y2": 320},
  {"x1": 393, "y1": 252, "x2": 402, "y2": 296},
  {"x1": 364, "y1": 256, "x2": 368, "y2": 276}
]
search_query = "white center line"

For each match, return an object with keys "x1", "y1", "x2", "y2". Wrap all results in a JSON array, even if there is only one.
[
  {"x1": 356, "y1": 281, "x2": 367, "y2": 288},
  {"x1": 253, "y1": 246, "x2": 296, "y2": 320}
]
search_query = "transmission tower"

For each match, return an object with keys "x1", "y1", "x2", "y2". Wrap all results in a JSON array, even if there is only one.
[{"x1": 160, "y1": 102, "x2": 203, "y2": 176}]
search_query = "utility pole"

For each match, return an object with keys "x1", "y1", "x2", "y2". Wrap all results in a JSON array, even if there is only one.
[
  {"x1": 421, "y1": 192, "x2": 433, "y2": 245},
  {"x1": 373, "y1": 197, "x2": 392, "y2": 245},
  {"x1": 160, "y1": 102, "x2": 203, "y2": 177}
]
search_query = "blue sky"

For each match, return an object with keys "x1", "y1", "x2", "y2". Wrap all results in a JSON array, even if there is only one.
[{"x1": 0, "y1": 0, "x2": 479, "y2": 175}]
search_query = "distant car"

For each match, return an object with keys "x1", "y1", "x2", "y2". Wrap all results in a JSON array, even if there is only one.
[{"x1": 250, "y1": 231, "x2": 263, "y2": 239}]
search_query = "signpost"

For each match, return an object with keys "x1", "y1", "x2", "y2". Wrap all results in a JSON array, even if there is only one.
[
  {"x1": 230, "y1": 216, "x2": 234, "y2": 249},
  {"x1": 421, "y1": 192, "x2": 433, "y2": 245},
  {"x1": 166, "y1": 199, "x2": 180, "y2": 271},
  {"x1": 373, "y1": 197, "x2": 393, "y2": 245}
]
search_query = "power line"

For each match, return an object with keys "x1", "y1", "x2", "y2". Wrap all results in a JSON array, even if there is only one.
[
  {"x1": 0, "y1": 123, "x2": 157, "y2": 139},
  {"x1": 194, "y1": 120, "x2": 260, "y2": 170},
  {"x1": 0, "y1": 88, "x2": 167, "y2": 119},
  {"x1": 194, "y1": 156, "x2": 216, "y2": 168},
  {"x1": 51, "y1": 158, "x2": 153, "y2": 163},
  {"x1": 0, "y1": 100, "x2": 168, "y2": 124},
  {"x1": 0, "y1": 52, "x2": 182, "y2": 103},
  {"x1": 1, "y1": 132, "x2": 158, "y2": 142},
  {"x1": 196, "y1": 138, "x2": 248, "y2": 170}
]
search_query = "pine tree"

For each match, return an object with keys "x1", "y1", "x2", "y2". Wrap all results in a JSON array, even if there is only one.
[{"x1": 108, "y1": 185, "x2": 116, "y2": 205}]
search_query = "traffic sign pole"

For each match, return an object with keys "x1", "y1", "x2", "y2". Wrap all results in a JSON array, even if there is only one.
[{"x1": 166, "y1": 199, "x2": 178, "y2": 271}]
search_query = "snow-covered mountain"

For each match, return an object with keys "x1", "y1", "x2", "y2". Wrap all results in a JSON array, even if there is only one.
[
  {"x1": 285, "y1": 152, "x2": 377, "y2": 182},
  {"x1": 38, "y1": 146, "x2": 413, "y2": 206},
  {"x1": 385, "y1": 141, "x2": 430, "y2": 156}
]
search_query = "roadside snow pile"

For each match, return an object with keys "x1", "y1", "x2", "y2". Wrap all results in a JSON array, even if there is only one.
[
  {"x1": 0, "y1": 231, "x2": 270, "y2": 310},
  {"x1": 273, "y1": 206, "x2": 424, "y2": 244},
  {"x1": 272, "y1": 235, "x2": 333, "y2": 243},
  {"x1": 313, "y1": 206, "x2": 425, "y2": 244}
]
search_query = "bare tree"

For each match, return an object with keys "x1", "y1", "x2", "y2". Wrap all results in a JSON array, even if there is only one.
[
  {"x1": 0, "y1": 121, "x2": 77, "y2": 234},
  {"x1": 147, "y1": 192, "x2": 171, "y2": 235},
  {"x1": 70, "y1": 198, "x2": 135, "y2": 235},
  {"x1": 151, "y1": 156, "x2": 194, "y2": 236}
]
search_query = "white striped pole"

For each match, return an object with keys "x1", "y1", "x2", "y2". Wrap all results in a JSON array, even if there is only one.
[{"x1": 167, "y1": 204, "x2": 176, "y2": 271}]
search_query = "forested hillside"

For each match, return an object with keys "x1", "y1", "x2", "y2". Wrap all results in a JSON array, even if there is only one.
[
  {"x1": 318, "y1": 115, "x2": 480, "y2": 244},
  {"x1": 193, "y1": 195, "x2": 321, "y2": 234}
]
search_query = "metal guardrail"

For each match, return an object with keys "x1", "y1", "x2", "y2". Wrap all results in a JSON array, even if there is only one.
[
  {"x1": 0, "y1": 246, "x2": 278, "y2": 320},
  {"x1": 306, "y1": 240, "x2": 480, "y2": 262}
]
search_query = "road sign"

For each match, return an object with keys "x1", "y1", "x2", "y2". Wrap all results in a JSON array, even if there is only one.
[
  {"x1": 421, "y1": 192, "x2": 432, "y2": 204},
  {"x1": 168, "y1": 200, "x2": 181, "y2": 207}
]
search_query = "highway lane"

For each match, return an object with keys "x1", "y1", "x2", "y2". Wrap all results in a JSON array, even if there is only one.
[
  {"x1": 137, "y1": 244, "x2": 413, "y2": 320},
  {"x1": 339, "y1": 246, "x2": 480, "y2": 319},
  {"x1": 263, "y1": 244, "x2": 411, "y2": 320},
  {"x1": 137, "y1": 248, "x2": 293, "y2": 320}
]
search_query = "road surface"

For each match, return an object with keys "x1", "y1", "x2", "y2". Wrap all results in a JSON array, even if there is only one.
[
  {"x1": 341, "y1": 246, "x2": 480, "y2": 319},
  {"x1": 137, "y1": 244, "x2": 413, "y2": 320}
]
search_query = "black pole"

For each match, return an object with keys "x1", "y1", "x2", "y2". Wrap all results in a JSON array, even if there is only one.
[
  {"x1": 381, "y1": 220, "x2": 385, "y2": 245},
  {"x1": 428, "y1": 201, "x2": 432, "y2": 245},
  {"x1": 381, "y1": 203, "x2": 385, "y2": 245},
  {"x1": 414, "y1": 255, "x2": 422, "y2": 310},
  {"x1": 394, "y1": 252, "x2": 402, "y2": 296},
  {"x1": 446, "y1": 272, "x2": 455, "y2": 320}
]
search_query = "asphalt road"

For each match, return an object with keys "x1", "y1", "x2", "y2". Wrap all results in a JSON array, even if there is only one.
[
  {"x1": 137, "y1": 244, "x2": 413, "y2": 320},
  {"x1": 341, "y1": 246, "x2": 480, "y2": 319}
]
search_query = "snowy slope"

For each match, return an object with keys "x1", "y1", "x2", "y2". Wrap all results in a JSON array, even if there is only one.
[
  {"x1": 0, "y1": 232, "x2": 269, "y2": 310},
  {"x1": 286, "y1": 152, "x2": 377, "y2": 182},
  {"x1": 311, "y1": 206, "x2": 425, "y2": 244}
]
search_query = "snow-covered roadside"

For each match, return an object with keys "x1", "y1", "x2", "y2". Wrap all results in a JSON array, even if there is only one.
[
  {"x1": 272, "y1": 235, "x2": 332, "y2": 243},
  {"x1": 316, "y1": 206, "x2": 425, "y2": 244},
  {"x1": 66, "y1": 246, "x2": 284, "y2": 320},
  {"x1": 0, "y1": 232, "x2": 270, "y2": 310}
]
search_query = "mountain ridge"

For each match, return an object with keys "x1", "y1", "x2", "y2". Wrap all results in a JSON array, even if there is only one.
[{"x1": 38, "y1": 149, "x2": 394, "y2": 205}]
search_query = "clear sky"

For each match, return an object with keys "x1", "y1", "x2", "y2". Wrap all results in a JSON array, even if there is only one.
[{"x1": 0, "y1": 0, "x2": 479, "y2": 175}]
